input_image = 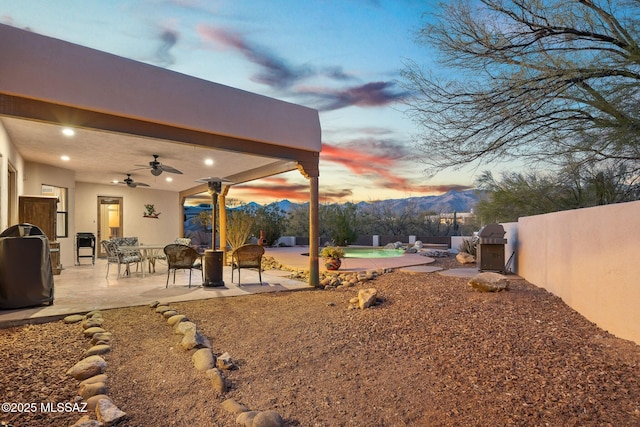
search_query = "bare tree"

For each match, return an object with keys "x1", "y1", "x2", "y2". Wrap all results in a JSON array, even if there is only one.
[{"x1": 402, "y1": 0, "x2": 640, "y2": 176}]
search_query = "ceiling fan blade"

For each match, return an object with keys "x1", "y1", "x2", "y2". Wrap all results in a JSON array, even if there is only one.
[
  {"x1": 159, "y1": 164, "x2": 183, "y2": 174},
  {"x1": 136, "y1": 182, "x2": 150, "y2": 187}
]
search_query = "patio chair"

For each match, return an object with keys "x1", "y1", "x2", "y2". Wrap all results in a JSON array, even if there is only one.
[
  {"x1": 163, "y1": 243, "x2": 203, "y2": 288},
  {"x1": 101, "y1": 240, "x2": 141, "y2": 278},
  {"x1": 231, "y1": 244, "x2": 265, "y2": 285}
]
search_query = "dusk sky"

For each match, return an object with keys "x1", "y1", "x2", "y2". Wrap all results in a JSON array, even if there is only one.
[{"x1": 1, "y1": 0, "x2": 487, "y2": 204}]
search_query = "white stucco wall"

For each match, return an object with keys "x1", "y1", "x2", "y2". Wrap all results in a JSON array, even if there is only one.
[
  {"x1": 0, "y1": 120, "x2": 24, "y2": 231},
  {"x1": 516, "y1": 201, "x2": 640, "y2": 344},
  {"x1": 75, "y1": 182, "x2": 180, "y2": 250}
]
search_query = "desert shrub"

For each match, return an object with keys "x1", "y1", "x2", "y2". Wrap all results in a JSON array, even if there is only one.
[{"x1": 458, "y1": 237, "x2": 477, "y2": 257}]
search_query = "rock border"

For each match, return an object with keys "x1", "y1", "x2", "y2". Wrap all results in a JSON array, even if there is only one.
[
  {"x1": 148, "y1": 300, "x2": 286, "y2": 427},
  {"x1": 63, "y1": 311, "x2": 127, "y2": 426}
]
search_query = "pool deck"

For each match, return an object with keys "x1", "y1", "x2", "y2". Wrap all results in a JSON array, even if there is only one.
[
  {"x1": 265, "y1": 246, "x2": 437, "y2": 272},
  {"x1": 0, "y1": 246, "x2": 439, "y2": 328}
]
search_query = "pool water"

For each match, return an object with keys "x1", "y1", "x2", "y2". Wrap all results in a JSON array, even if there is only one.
[{"x1": 341, "y1": 247, "x2": 405, "y2": 258}]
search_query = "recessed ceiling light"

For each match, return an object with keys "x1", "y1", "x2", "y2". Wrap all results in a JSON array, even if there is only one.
[
  {"x1": 165, "y1": 177, "x2": 173, "y2": 182},
  {"x1": 61, "y1": 155, "x2": 70, "y2": 161},
  {"x1": 62, "y1": 128, "x2": 75, "y2": 137},
  {"x1": 205, "y1": 158, "x2": 214, "y2": 166}
]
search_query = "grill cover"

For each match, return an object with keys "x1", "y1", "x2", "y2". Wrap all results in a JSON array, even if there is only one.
[{"x1": 0, "y1": 234, "x2": 54, "y2": 309}]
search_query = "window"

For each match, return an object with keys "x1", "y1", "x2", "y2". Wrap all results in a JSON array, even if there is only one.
[{"x1": 42, "y1": 184, "x2": 68, "y2": 238}]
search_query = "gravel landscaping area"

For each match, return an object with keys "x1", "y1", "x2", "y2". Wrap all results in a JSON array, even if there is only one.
[{"x1": 1, "y1": 258, "x2": 639, "y2": 426}]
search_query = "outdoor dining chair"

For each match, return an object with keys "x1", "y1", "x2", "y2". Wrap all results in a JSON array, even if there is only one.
[
  {"x1": 163, "y1": 243, "x2": 203, "y2": 288},
  {"x1": 101, "y1": 239, "x2": 141, "y2": 278},
  {"x1": 231, "y1": 244, "x2": 265, "y2": 285}
]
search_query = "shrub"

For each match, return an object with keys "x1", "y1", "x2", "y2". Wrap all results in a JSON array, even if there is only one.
[{"x1": 458, "y1": 237, "x2": 477, "y2": 257}]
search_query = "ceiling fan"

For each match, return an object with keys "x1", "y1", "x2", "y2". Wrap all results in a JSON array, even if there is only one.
[
  {"x1": 117, "y1": 174, "x2": 150, "y2": 188},
  {"x1": 135, "y1": 154, "x2": 183, "y2": 176}
]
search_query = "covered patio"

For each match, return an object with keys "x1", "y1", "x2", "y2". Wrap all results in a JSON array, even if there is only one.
[{"x1": 0, "y1": 24, "x2": 322, "y2": 295}]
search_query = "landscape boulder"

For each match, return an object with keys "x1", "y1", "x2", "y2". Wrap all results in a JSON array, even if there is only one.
[
  {"x1": 456, "y1": 252, "x2": 475, "y2": 264},
  {"x1": 468, "y1": 272, "x2": 510, "y2": 292}
]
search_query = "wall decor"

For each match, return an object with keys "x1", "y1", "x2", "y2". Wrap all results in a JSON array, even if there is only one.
[{"x1": 143, "y1": 204, "x2": 160, "y2": 218}]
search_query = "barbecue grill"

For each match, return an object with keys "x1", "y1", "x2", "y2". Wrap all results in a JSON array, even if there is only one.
[
  {"x1": 477, "y1": 224, "x2": 507, "y2": 272},
  {"x1": 75, "y1": 232, "x2": 96, "y2": 265}
]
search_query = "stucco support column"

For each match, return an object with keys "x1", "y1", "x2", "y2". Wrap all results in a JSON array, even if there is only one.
[
  {"x1": 308, "y1": 176, "x2": 320, "y2": 287},
  {"x1": 219, "y1": 186, "x2": 230, "y2": 265}
]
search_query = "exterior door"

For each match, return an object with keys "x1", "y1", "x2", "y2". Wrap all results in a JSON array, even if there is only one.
[{"x1": 97, "y1": 196, "x2": 123, "y2": 257}]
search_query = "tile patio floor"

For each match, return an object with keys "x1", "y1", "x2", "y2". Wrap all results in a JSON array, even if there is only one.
[{"x1": 0, "y1": 246, "x2": 443, "y2": 327}]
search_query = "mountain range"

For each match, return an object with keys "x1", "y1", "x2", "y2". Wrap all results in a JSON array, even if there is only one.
[{"x1": 246, "y1": 189, "x2": 481, "y2": 213}]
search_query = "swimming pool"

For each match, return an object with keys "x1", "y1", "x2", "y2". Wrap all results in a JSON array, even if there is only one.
[{"x1": 341, "y1": 247, "x2": 405, "y2": 259}]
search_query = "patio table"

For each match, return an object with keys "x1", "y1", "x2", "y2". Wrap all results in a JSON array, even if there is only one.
[{"x1": 119, "y1": 244, "x2": 167, "y2": 278}]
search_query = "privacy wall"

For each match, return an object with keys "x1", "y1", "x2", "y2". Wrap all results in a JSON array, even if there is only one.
[{"x1": 516, "y1": 201, "x2": 640, "y2": 344}]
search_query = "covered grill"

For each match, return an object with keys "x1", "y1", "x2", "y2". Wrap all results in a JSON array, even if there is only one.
[
  {"x1": 477, "y1": 223, "x2": 507, "y2": 273},
  {"x1": 75, "y1": 232, "x2": 96, "y2": 265}
]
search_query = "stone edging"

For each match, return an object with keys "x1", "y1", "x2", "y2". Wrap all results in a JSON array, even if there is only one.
[{"x1": 62, "y1": 310, "x2": 126, "y2": 426}]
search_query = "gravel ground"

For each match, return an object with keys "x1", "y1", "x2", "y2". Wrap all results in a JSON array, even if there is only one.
[{"x1": 1, "y1": 258, "x2": 639, "y2": 426}]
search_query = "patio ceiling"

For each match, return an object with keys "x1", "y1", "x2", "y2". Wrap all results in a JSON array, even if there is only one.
[{"x1": 0, "y1": 115, "x2": 300, "y2": 198}]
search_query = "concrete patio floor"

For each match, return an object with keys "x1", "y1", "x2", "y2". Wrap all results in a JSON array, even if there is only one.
[{"x1": 0, "y1": 246, "x2": 439, "y2": 327}]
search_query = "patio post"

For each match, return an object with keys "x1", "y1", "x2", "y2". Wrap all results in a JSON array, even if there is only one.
[
  {"x1": 219, "y1": 187, "x2": 229, "y2": 265},
  {"x1": 309, "y1": 176, "x2": 319, "y2": 287}
]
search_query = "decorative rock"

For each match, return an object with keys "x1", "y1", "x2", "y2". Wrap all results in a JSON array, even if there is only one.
[
  {"x1": 63, "y1": 314, "x2": 84, "y2": 324},
  {"x1": 86, "y1": 395, "x2": 112, "y2": 411},
  {"x1": 237, "y1": 411, "x2": 261, "y2": 426},
  {"x1": 79, "y1": 374, "x2": 108, "y2": 387},
  {"x1": 253, "y1": 410, "x2": 284, "y2": 427},
  {"x1": 174, "y1": 321, "x2": 197, "y2": 335},
  {"x1": 149, "y1": 301, "x2": 160, "y2": 308},
  {"x1": 414, "y1": 240, "x2": 423, "y2": 249},
  {"x1": 167, "y1": 314, "x2": 188, "y2": 326},
  {"x1": 66, "y1": 356, "x2": 107, "y2": 380},
  {"x1": 83, "y1": 344, "x2": 111, "y2": 356},
  {"x1": 82, "y1": 318, "x2": 104, "y2": 329},
  {"x1": 468, "y1": 272, "x2": 510, "y2": 292},
  {"x1": 86, "y1": 311, "x2": 103, "y2": 318},
  {"x1": 91, "y1": 333, "x2": 112, "y2": 345},
  {"x1": 221, "y1": 398, "x2": 249, "y2": 414},
  {"x1": 155, "y1": 305, "x2": 172, "y2": 314},
  {"x1": 180, "y1": 328, "x2": 211, "y2": 350},
  {"x1": 206, "y1": 368, "x2": 226, "y2": 395},
  {"x1": 456, "y1": 252, "x2": 475, "y2": 264},
  {"x1": 69, "y1": 415, "x2": 102, "y2": 427},
  {"x1": 192, "y1": 348, "x2": 215, "y2": 371},
  {"x1": 216, "y1": 352, "x2": 234, "y2": 370},
  {"x1": 78, "y1": 381, "x2": 107, "y2": 400},
  {"x1": 162, "y1": 310, "x2": 178, "y2": 318},
  {"x1": 83, "y1": 327, "x2": 106, "y2": 338},
  {"x1": 96, "y1": 399, "x2": 126, "y2": 426},
  {"x1": 358, "y1": 288, "x2": 378, "y2": 309}
]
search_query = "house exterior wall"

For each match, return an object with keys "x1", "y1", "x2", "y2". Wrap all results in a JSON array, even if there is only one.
[
  {"x1": 515, "y1": 201, "x2": 640, "y2": 344},
  {"x1": 0, "y1": 120, "x2": 24, "y2": 231},
  {"x1": 75, "y1": 182, "x2": 180, "y2": 252},
  {"x1": 0, "y1": 24, "x2": 321, "y2": 153}
]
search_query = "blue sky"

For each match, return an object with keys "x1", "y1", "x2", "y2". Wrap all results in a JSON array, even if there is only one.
[{"x1": 1, "y1": 0, "x2": 484, "y2": 204}]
